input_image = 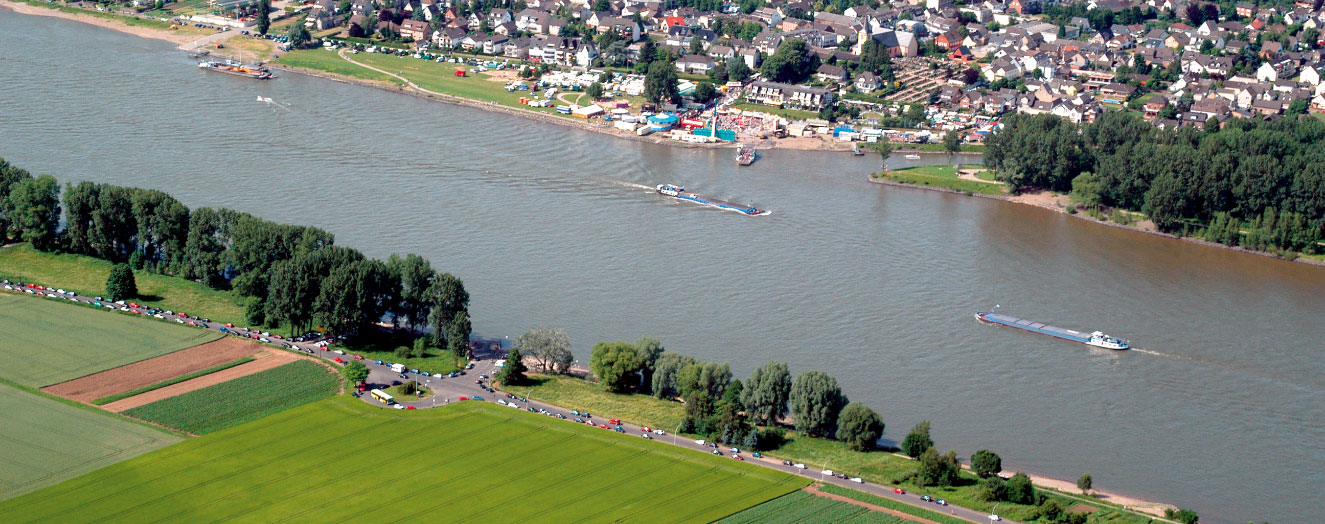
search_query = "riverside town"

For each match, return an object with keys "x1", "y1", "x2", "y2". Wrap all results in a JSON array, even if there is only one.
[{"x1": 0, "y1": 0, "x2": 1321, "y2": 521}]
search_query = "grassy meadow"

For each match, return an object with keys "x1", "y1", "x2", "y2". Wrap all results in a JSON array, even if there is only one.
[
  {"x1": 875, "y1": 165, "x2": 1006, "y2": 195},
  {"x1": 1, "y1": 398, "x2": 807, "y2": 523},
  {"x1": 0, "y1": 244, "x2": 250, "y2": 327}
]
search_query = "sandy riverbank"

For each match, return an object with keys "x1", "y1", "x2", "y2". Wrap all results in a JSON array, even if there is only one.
[{"x1": 0, "y1": 0, "x2": 196, "y2": 44}]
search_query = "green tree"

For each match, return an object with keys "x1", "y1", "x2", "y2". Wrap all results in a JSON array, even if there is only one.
[
  {"x1": 788, "y1": 370, "x2": 847, "y2": 437},
  {"x1": 1142, "y1": 171, "x2": 1190, "y2": 232},
  {"x1": 971, "y1": 449, "x2": 1002, "y2": 478},
  {"x1": 644, "y1": 59, "x2": 679, "y2": 104},
  {"x1": 692, "y1": 81, "x2": 717, "y2": 104},
  {"x1": 726, "y1": 56, "x2": 752, "y2": 82},
  {"x1": 498, "y1": 347, "x2": 529, "y2": 385},
  {"x1": 589, "y1": 341, "x2": 644, "y2": 392},
  {"x1": 1164, "y1": 508, "x2": 1199, "y2": 524},
  {"x1": 0, "y1": 158, "x2": 34, "y2": 245},
  {"x1": 1077, "y1": 472, "x2": 1093, "y2": 494},
  {"x1": 288, "y1": 24, "x2": 312, "y2": 49},
  {"x1": 901, "y1": 420, "x2": 933, "y2": 458},
  {"x1": 1287, "y1": 98, "x2": 1309, "y2": 116},
  {"x1": 342, "y1": 360, "x2": 369, "y2": 384},
  {"x1": 426, "y1": 273, "x2": 469, "y2": 348},
  {"x1": 514, "y1": 327, "x2": 574, "y2": 374},
  {"x1": 1005, "y1": 472, "x2": 1035, "y2": 504},
  {"x1": 446, "y1": 310, "x2": 471, "y2": 358},
  {"x1": 975, "y1": 476, "x2": 1007, "y2": 502},
  {"x1": 257, "y1": 0, "x2": 270, "y2": 35},
  {"x1": 917, "y1": 447, "x2": 961, "y2": 487},
  {"x1": 740, "y1": 361, "x2": 791, "y2": 424},
  {"x1": 587, "y1": 81, "x2": 604, "y2": 100},
  {"x1": 834, "y1": 402, "x2": 884, "y2": 451},
  {"x1": 944, "y1": 129, "x2": 962, "y2": 158},
  {"x1": 1069, "y1": 171, "x2": 1105, "y2": 211},
  {"x1": 760, "y1": 38, "x2": 817, "y2": 83},
  {"x1": 634, "y1": 337, "x2": 665, "y2": 393},
  {"x1": 677, "y1": 361, "x2": 732, "y2": 400},
  {"x1": 5, "y1": 174, "x2": 61, "y2": 251},
  {"x1": 689, "y1": 35, "x2": 703, "y2": 55},
  {"x1": 105, "y1": 263, "x2": 138, "y2": 301},
  {"x1": 386, "y1": 253, "x2": 435, "y2": 332},
  {"x1": 872, "y1": 141, "x2": 894, "y2": 172},
  {"x1": 650, "y1": 351, "x2": 696, "y2": 398}
]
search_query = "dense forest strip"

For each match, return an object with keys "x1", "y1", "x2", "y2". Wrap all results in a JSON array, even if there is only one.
[{"x1": 983, "y1": 113, "x2": 1325, "y2": 256}]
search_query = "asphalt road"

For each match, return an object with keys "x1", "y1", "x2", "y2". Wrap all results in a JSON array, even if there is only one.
[{"x1": 3, "y1": 281, "x2": 1003, "y2": 524}]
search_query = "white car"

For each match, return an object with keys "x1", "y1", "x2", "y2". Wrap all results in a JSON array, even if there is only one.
[
  {"x1": 988, "y1": 515, "x2": 1000, "y2": 521},
  {"x1": 794, "y1": 463, "x2": 806, "y2": 469},
  {"x1": 652, "y1": 429, "x2": 666, "y2": 435},
  {"x1": 850, "y1": 477, "x2": 864, "y2": 484},
  {"x1": 497, "y1": 399, "x2": 508, "y2": 405}
]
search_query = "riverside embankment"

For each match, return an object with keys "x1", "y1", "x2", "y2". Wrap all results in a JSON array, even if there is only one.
[{"x1": 2, "y1": 10, "x2": 1322, "y2": 523}]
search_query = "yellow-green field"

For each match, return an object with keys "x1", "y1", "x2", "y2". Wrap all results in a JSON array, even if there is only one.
[
  {"x1": 0, "y1": 398, "x2": 808, "y2": 523},
  {"x1": 0, "y1": 383, "x2": 180, "y2": 502},
  {"x1": 0, "y1": 292, "x2": 219, "y2": 387}
]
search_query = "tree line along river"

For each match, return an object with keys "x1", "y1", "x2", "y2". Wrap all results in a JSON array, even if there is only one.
[{"x1": 2, "y1": 10, "x2": 1323, "y2": 523}]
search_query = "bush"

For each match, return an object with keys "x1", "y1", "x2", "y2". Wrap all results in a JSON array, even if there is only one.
[
  {"x1": 401, "y1": 380, "x2": 417, "y2": 395},
  {"x1": 1066, "y1": 204, "x2": 1077, "y2": 214},
  {"x1": 1164, "y1": 508, "x2": 1199, "y2": 524}
]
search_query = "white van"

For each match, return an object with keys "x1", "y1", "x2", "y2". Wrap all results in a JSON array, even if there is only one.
[{"x1": 390, "y1": 363, "x2": 407, "y2": 373}]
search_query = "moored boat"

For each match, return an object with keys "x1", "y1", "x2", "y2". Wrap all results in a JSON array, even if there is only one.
[
  {"x1": 656, "y1": 184, "x2": 766, "y2": 216},
  {"x1": 198, "y1": 59, "x2": 272, "y2": 79},
  {"x1": 904, "y1": 154, "x2": 921, "y2": 160},
  {"x1": 736, "y1": 144, "x2": 755, "y2": 166},
  {"x1": 975, "y1": 311, "x2": 1129, "y2": 350}
]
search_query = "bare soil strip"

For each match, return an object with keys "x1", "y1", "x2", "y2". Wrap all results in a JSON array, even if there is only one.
[
  {"x1": 101, "y1": 349, "x2": 301, "y2": 412},
  {"x1": 802, "y1": 484, "x2": 945, "y2": 524},
  {"x1": 42, "y1": 338, "x2": 262, "y2": 403}
]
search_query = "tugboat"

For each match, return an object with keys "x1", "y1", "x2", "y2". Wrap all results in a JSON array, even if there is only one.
[
  {"x1": 198, "y1": 59, "x2": 272, "y2": 79},
  {"x1": 656, "y1": 184, "x2": 767, "y2": 216},
  {"x1": 975, "y1": 311, "x2": 1129, "y2": 350},
  {"x1": 736, "y1": 144, "x2": 755, "y2": 166}
]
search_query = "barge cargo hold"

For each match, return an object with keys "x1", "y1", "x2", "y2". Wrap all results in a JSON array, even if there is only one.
[
  {"x1": 975, "y1": 311, "x2": 1129, "y2": 350},
  {"x1": 656, "y1": 184, "x2": 767, "y2": 216},
  {"x1": 198, "y1": 59, "x2": 272, "y2": 79}
]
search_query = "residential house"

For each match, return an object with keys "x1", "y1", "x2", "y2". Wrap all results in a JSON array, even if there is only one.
[{"x1": 745, "y1": 80, "x2": 835, "y2": 109}]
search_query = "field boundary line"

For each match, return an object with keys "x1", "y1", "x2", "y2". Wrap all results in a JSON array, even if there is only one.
[{"x1": 805, "y1": 483, "x2": 950, "y2": 524}]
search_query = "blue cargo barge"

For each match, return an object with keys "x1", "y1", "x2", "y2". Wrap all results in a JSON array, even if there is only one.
[
  {"x1": 975, "y1": 311, "x2": 1129, "y2": 350},
  {"x1": 656, "y1": 184, "x2": 767, "y2": 216}
]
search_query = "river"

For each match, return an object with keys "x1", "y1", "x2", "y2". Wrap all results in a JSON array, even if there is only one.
[{"x1": 2, "y1": 10, "x2": 1322, "y2": 523}]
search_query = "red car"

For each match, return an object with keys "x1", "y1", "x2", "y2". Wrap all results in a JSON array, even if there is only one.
[
  {"x1": 333, "y1": 357, "x2": 345, "y2": 363},
  {"x1": 893, "y1": 488, "x2": 906, "y2": 494},
  {"x1": 405, "y1": 406, "x2": 417, "y2": 410},
  {"x1": 598, "y1": 424, "x2": 609, "y2": 429},
  {"x1": 458, "y1": 396, "x2": 469, "y2": 401},
  {"x1": 732, "y1": 455, "x2": 744, "y2": 461},
  {"x1": 224, "y1": 323, "x2": 234, "y2": 328},
  {"x1": 608, "y1": 418, "x2": 621, "y2": 425},
  {"x1": 353, "y1": 355, "x2": 364, "y2": 360}
]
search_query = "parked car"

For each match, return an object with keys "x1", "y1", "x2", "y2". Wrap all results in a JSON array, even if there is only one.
[
  {"x1": 333, "y1": 357, "x2": 344, "y2": 363},
  {"x1": 374, "y1": 360, "x2": 383, "y2": 365},
  {"x1": 893, "y1": 488, "x2": 906, "y2": 494},
  {"x1": 471, "y1": 396, "x2": 484, "y2": 401}
]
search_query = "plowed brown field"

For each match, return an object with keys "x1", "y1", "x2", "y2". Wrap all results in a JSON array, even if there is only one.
[
  {"x1": 42, "y1": 337, "x2": 262, "y2": 403},
  {"x1": 101, "y1": 349, "x2": 303, "y2": 412}
]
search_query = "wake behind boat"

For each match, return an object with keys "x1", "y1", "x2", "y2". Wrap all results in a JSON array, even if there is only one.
[
  {"x1": 975, "y1": 311, "x2": 1129, "y2": 350},
  {"x1": 656, "y1": 184, "x2": 767, "y2": 216}
]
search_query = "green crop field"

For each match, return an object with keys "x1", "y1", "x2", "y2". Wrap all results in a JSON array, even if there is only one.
[
  {"x1": 1, "y1": 398, "x2": 807, "y2": 523},
  {"x1": 0, "y1": 293, "x2": 219, "y2": 387},
  {"x1": 0, "y1": 383, "x2": 181, "y2": 502},
  {"x1": 124, "y1": 360, "x2": 339, "y2": 435},
  {"x1": 715, "y1": 491, "x2": 904, "y2": 524},
  {"x1": 275, "y1": 49, "x2": 397, "y2": 84}
]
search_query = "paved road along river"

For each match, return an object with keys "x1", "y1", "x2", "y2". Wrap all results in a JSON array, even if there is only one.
[{"x1": 2, "y1": 10, "x2": 1323, "y2": 523}]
